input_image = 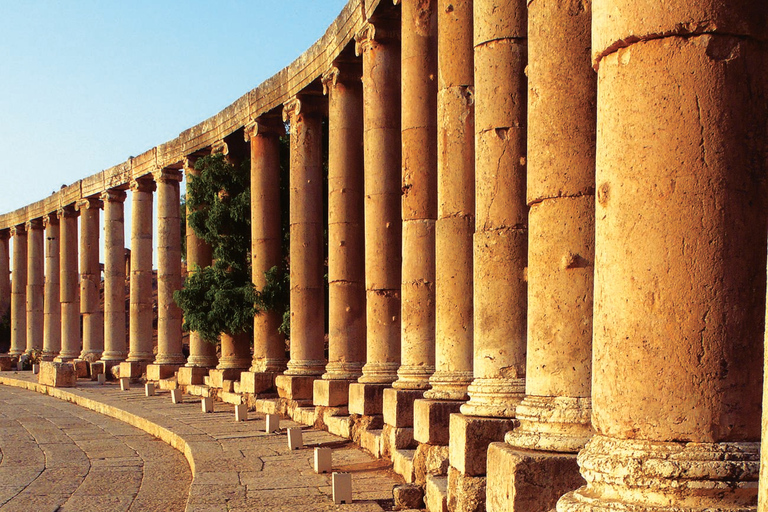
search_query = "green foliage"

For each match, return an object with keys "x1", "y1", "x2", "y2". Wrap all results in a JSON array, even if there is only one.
[{"x1": 180, "y1": 195, "x2": 187, "y2": 263}]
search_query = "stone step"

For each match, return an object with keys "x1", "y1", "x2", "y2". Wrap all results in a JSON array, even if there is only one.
[
  {"x1": 291, "y1": 406, "x2": 317, "y2": 427},
  {"x1": 253, "y1": 398, "x2": 280, "y2": 415},
  {"x1": 425, "y1": 474, "x2": 448, "y2": 512},
  {"x1": 220, "y1": 391, "x2": 242, "y2": 405},
  {"x1": 326, "y1": 414, "x2": 352, "y2": 439},
  {"x1": 361, "y1": 428, "x2": 383, "y2": 458},
  {"x1": 186, "y1": 384, "x2": 212, "y2": 397},
  {"x1": 203, "y1": 376, "x2": 211, "y2": 387},
  {"x1": 233, "y1": 381, "x2": 242, "y2": 394},
  {"x1": 157, "y1": 377, "x2": 178, "y2": 390},
  {"x1": 393, "y1": 449, "x2": 416, "y2": 484}
]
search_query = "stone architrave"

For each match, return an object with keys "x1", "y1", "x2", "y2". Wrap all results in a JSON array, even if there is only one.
[
  {"x1": 77, "y1": 197, "x2": 104, "y2": 361},
  {"x1": 9, "y1": 224, "x2": 27, "y2": 357},
  {"x1": 101, "y1": 189, "x2": 128, "y2": 365},
  {"x1": 126, "y1": 177, "x2": 156, "y2": 364},
  {"x1": 56, "y1": 206, "x2": 79, "y2": 362},
  {"x1": 559, "y1": 2, "x2": 768, "y2": 510},
  {"x1": 42, "y1": 215, "x2": 61, "y2": 361},
  {"x1": 424, "y1": 0, "x2": 474, "y2": 402},
  {"x1": 25, "y1": 218, "x2": 44, "y2": 354},
  {"x1": 314, "y1": 62, "x2": 366, "y2": 408},
  {"x1": 0, "y1": 230, "x2": 10, "y2": 337}
]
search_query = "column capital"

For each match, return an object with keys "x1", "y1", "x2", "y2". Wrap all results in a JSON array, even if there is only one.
[
  {"x1": 152, "y1": 167, "x2": 183, "y2": 184},
  {"x1": 282, "y1": 95, "x2": 324, "y2": 123},
  {"x1": 10, "y1": 224, "x2": 26, "y2": 237},
  {"x1": 76, "y1": 196, "x2": 103, "y2": 211},
  {"x1": 244, "y1": 115, "x2": 285, "y2": 141},
  {"x1": 0, "y1": 229, "x2": 10, "y2": 241},
  {"x1": 355, "y1": 19, "x2": 399, "y2": 56},
  {"x1": 130, "y1": 177, "x2": 157, "y2": 193},
  {"x1": 321, "y1": 61, "x2": 362, "y2": 95},
  {"x1": 24, "y1": 218, "x2": 44, "y2": 231},
  {"x1": 101, "y1": 189, "x2": 127, "y2": 203},
  {"x1": 57, "y1": 205, "x2": 78, "y2": 220},
  {"x1": 42, "y1": 213, "x2": 59, "y2": 228}
]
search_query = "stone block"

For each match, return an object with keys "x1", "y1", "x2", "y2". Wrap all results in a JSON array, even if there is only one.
[
  {"x1": 425, "y1": 474, "x2": 448, "y2": 512},
  {"x1": 447, "y1": 466, "x2": 486, "y2": 512},
  {"x1": 71, "y1": 360, "x2": 89, "y2": 378},
  {"x1": 361, "y1": 428, "x2": 383, "y2": 458},
  {"x1": 332, "y1": 472, "x2": 352, "y2": 505},
  {"x1": 221, "y1": 391, "x2": 243, "y2": 405},
  {"x1": 383, "y1": 424, "x2": 416, "y2": 458},
  {"x1": 314, "y1": 447, "x2": 332, "y2": 473},
  {"x1": 208, "y1": 368, "x2": 244, "y2": 389},
  {"x1": 313, "y1": 379, "x2": 352, "y2": 407},
  {"x1": 0, "y1": 356, "x2": 13, "y2": 371},
  {"x1": 221, "y1": 379, "x2": 235, "y2": 393},
  {"x1": 348, "y1": 383, "x2": 388, "y2": 416},
  {"x1": 275, "y1": 374, "x2": 315, "y2": 400},
  {"x1": 383, "y1": 388, "x2": 423, "y2": 428},
  {"x1": 186, "y1": 384, "x2": 211, "y2": 397},
  {"x1": 120, "y1": 377, "x2": 130, "y2": 391},
  {"x1": 414, "y1": 443, "x2": 450, "y2": 486},
  {"x1": 449, "y1": 413, "x2": 515, "y2": 476},
  {"x1": 413, "y1": 399, "x2": 463, "y2": 445},
  {"x1": 171, "y1": 389, "x2": 183, "y2": 404},
  {"x1": 158, "y1": 378, "x2": 178, "y2": 391},
  {"x1": 326, "y1": 415, "x2": 352, "y2": 439},
  {"x1": 288, "y1": 427, "x2": 303, "y2": 450},
  {"x1": 145, "y1": 382, "x2": 156, "y2": 397},
  {"x1": 118, "y1": 361, "x2": 146, "y2": 381},
  {"x1": 266, "y1": 414, "x2": 280, "y2": 433},
  {"x1": 239, "y1": 371, "x2": 276, "y2": 395},
  {"x1": 485, "y1": 442, "x2": 583, "y2": 512},
  {"x1": 96, "y1": 373, "x2": 106, "y2": 385},
  {"x1": 202, "y1": 396, "x2": 214, "y2": 413},
  {"x1": 177, "y1": 366, "x2": 209, "y2": 386},
  {"x1": 235, "y1": 404, "x2": 248, "y2": 422},
  {"x1": 89, "y1": 361, "x2": 105, "y2": 380},
  {"x1": 146, "y1": 363, "x2": 179, "y2": 381},
  {"x1": 393, "y1": 449, "x2": 416, "y2": 484},
  {"x1": 393, "y1": 483, "x2": 424, "y2": 511},
  {"x1": 38, "y1": 361, "x2": 76, "y2": 387}
]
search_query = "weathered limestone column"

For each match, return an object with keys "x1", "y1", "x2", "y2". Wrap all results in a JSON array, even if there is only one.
[
  {"x1": 0, "y1": 230, "x2": 10, "y2": 348},
  {"x1": 177, "y1": 159, "x2": 218, "y2": 387},
  {"x1": 121, "y1": 177, "x2": 155, "y2": 379},
  {"x1": 348, "y1": 16, "x2": 402, "y2": 418},
  {"x1": 56, "y1": 206, "x2": 79, "y2": 362},
  {"x1": 485, "y1": 1, "x2": 595, "y2": 510},
  {"x1": 559, "y1": 3, "x2": 768, "y2": 510},
  {"x1": 274, "y1": 95, "x2": 326, "y2": 401},
  {"x1": 42, "y1": 215, "x2": 61, "y2": 361},
  {"x1": 77, "y1": 197, "x2": 103, "y2": 361},
  {"x1": 312, "y1": 63, "x2": 366, "y2": 409},
  {"x1": 101, "y1": 189, "x2": 128, "y2": 366},
  {"x1": 384, "y1": 0, "x2": 438, "y2": 464},
  {"x1": 9, "y1": 224, "x2": 27, "y2": 357},
  {"x1": 25, "y1": 219, "x2": 44, "y2": 354},
  {"x1": 146, "y1": 168, "x2": 185, "y2": 380}
]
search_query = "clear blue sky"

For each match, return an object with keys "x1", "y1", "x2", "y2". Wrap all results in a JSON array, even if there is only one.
[{"x1": 0, "y1": 0, "x2": 349, "y2": 216}]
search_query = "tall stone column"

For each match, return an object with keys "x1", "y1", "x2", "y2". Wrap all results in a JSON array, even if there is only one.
[
  {"x1": 121, "y1": 177, "x2": 156, "y2": 379},
  {"x1": 77, "y1": 197, "x2": 103, "y2": 361},
  {"x1": 177, "y1": 159, "x2": 218, "y2": 387},
  {"x1": 146, "y1": 168, "x2": 186, "y2": 380},
  {"x1": 9, "y1": 224, "x2": 27, "y2": 357},
  {"x1": 313, "y1": 62, "x2": 366, "y2": 408},
  {"x1": 25, "y1": 219, "x2": 44, "y2": 354},
  {"x1": 0, "y1": 230, "x2": 10, "y2": 348},
  {"x1": 274, "y1": 95, "x2": 326, "y2": 401},
  {"x1": 348, "y1": 16, "x2": 402, "y2": 418},
  {"x1": 101, "y1": 189, "x2": 128, "y2": 366},
  {"x1": 56, "y1": 206, "x2": 79, "y2": 362},
  {"x1": 42, "y1": 215, "x2": 61, "y2": 361},
  {"x1": 559, "y1": 2, "x2": 768, "y2": 510}
]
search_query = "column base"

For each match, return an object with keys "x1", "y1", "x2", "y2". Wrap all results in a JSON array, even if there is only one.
[
  {"x1": 413, "y1": 399, "x2": 463, "y2": 445},
  {"x1": 383, "y1": 388, "x2": 424, "y2": 428},
  {"x1": 314, "y1": 379, "x2": 352, "y2": 407},
  {"x1": 506, "y1": 395, "x2": 593, "y2": 453},
  {"x1": 119, "y1": 361, "x2": 147, "y2": 381},
  {"x1": 177, "y1": 366, "x2": 209, "y2": 386},
  {"x1": 557, "y1": 435, "x2": 759, "y2": 512},
  {"x1": 349, "y1": 382, "x2": 388, "y2": 415},
  {"x1": 392, "y1": 365, "x2": 434, "y2": 390},
  {"x1": 323, "y1": 361, "x2": 363, "y2": 381},
  {"x1": 448, "y1": 466, "x2": 486, "y2": 512},
  {"x1": 460, "y1": 377, "x2": 525, "y2": 418},
  {"x1": 239, "y1": 371, "x2": 277, "y2": 395},
  {"x1": 55, "y1": 352, "x2": 80, "y2": 362},
  {"x1": 486, "y1": 442, "x2": 582, "y2": 512},
  {"x1": 450, "y1": 413, "x2": 516, "y2": 476},
  {"x1": 274, "y1": 374, "x2": 316, "y2": 400},
  {"x1": 78, "y1": 351, "x2": 102, "y2": 362},
  {"x1": 249, "y1": 358, "x2": 288, "y2": 374},
  {"x1": 424, "y1": 370, "x2": 473, "y2": 401},
  {"x1": 284, "y1": 359, "x2": 326, "y2": 376},
  {"x1": 185, "y1": 355, "x2": 218, "y2": 368},
  {"x1": 153, "y1": 354, "x2": 186, "y2": 366},
  {"x1": 146, "y1": 363, "x2": 180, "y2": 381},
  {"x1": 39, "y1": 352, "x2": 56, "y2": 362},
  {"x1": 208, "y1": 368, "x2": 245, "y2": 389},
  {"x1": 100, "y1": 352, "x2": 127, "y2": 363},
  {"x1": 358, "y1": 362, "x2": 399, "y2": 385}
]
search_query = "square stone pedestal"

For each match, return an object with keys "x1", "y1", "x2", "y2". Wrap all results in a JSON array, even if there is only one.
[
  {"x1": 146, "y1": 364, "x2": 179, "y2": 381},
  {"x1": 89, "y1": 361, "x2": 105, "y2": 381},
  {"x1": 240, "y1": 371, "x2": 276, "y2": 395},
  {"x1": 71, "y1": 360, "x2": 89, "y2": 378},
  {"x1": 383, "y1": 388, "x2": 424, "y2": 428},
  {"x1": 119, "y1": 361, "x2": 148, "y2": 382},
  {"x1": 177, "y1": 366, "x2": 210, "y2": 386},
  {"x1": 447, "y1": 466, "x2": 486, "y2": 512},
  {"x1": 314, "y1": 379, "x2": 352, "y2": 407},
  {"x1": 275, "y1": 374, "x2": 316, "y2": 400},
  {"x1": 208, "y1": 368, "x2": 245, "y2": 389},
  {"x1": 0, "y1": 356, "x2": 14, "y2": 371},
  {"x1": 485, "y1": 442, "x2": 583, "y2": 512},
  {"x1": 348, "y1": 383, "x2": 388, "y2": 416},
  {"x1": 449, "y1": 414, "x2": 516, "y2": 476},
  {"x1": 38, "y1": 361, "x2": 76, "y2": 387},
  {"x1": 413, "y1": 399, "x2": 463, "y2": 445}
]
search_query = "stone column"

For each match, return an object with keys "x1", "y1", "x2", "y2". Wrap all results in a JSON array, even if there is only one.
[
  {"x1": 559, "y1": 2, "x2": 767, "y2": 510},
  {"x1": 348, "y1": 16, "x2": 402, "y2": 417},
  {"x1": 25, "y1": 219, "x2": 44, "y2": 354},
  {"x1": 42, "y1": 215, "x2": 61, "y2": 361},
  {"x1": 0, "y1": 230, "x2": 10, "y2": 345},
  {"x1": 121, "y1": 177, "x2": 156, "y2": 379},
  {"x1": 9, "y1": 224, "x2": 27, "y2": 357},
  {"x1": 177, "y1": 159, "x2": 218, "y2": 387},
  {"x1": 146, "y1": 168, "x2": 186, "y2": 380},
  {"x1": 56, "y1": 206, "x2": 79, "y2": 362},
  {"x1": 77, "y1": 197, "x2": 103, "y2": 361},
  {"x1": 101, "y1": 189, "x2": 128, "y2": 366},
  {"x1": 274, "y1": 95, "x2": 326, "y2": 401},
  {"x1": 313, "y1": 63, "x2": 366, "y2": 408}
]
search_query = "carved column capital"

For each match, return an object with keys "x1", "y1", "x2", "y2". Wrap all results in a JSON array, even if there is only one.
[
  {"x1": 57, "y1": 205, "x2": 78, "y2": 220},
  {"x1": 130, "y1": 177, "x2": 157, "y2": 193},
  {"x1": 152, "y1": 168, "x2": 183, "y2": 184},
  {"x1": 101, "y1": 189, "x2": 127, "y2": 204},
  {"x1": 282, "y1": 95, "x2": 323, "y2": 123},
  {"x1": 244, "y1": 116, "x2": 285, "y2": 141},
  {"x1": 321, "y1": 62, "x2": 362, "y2": 95},
  {"x1": 355, "y1": 19, "x2": 400, "y2": 56},
  {"x1": 25, "y1": 218, "x2": 44, "y2": 231},
  {"x1": 10, "y1": 224, "x2": 26, "y2": 237},
  {"x1": 76, "y1": 196, "x2": 104, "y2": 212},
  {"x1": 42, "y1": 213, "x2": 59, "y2": 228}
]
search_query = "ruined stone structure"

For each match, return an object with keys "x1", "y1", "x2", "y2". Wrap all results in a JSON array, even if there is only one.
[{"x1": 2, "y1": 0, "x2": 768, "y2": 510}]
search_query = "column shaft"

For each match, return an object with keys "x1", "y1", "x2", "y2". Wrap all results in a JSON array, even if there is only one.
[
  {"x1": 78, "y1": 197, "x2": 103, "y2": 360},
  {"x1": 0, "y1": 230, "x2": 10, "y2": 350},
  {"x1": 56, "y1": 207, "x2": 79, "y2": 361},
  {"x1": 128, "y1": 178, "x2": 155, "y2": 362},
  {"x1": 356, "y1": 18, "x2": 402, "y2": 384},
  {"x1": 42, "y1": 216, "x2": 61, "y2": 360},
  {"x1": 101, "y1": 189, "x2": 127, "y2": 362},
  {"x1": 394, "y1": 0, "x2": 437, "y2": 391},
  {"x1": 425, "y1": 0, "x2": 474, "y2": 400},
  {"x1": 560, "y1": 2, "x2": 768, "y2": 509},
  {"x1": 25, "y1": 219, "x2": 44, "y2": 354},
  {"x1": 10, "y1": 225, "x2": 27, "y2": 356}
]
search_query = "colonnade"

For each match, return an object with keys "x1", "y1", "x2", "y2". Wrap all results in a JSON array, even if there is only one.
[{"x1": 1, "y1": 0, "x2": 767, "y2": 510}]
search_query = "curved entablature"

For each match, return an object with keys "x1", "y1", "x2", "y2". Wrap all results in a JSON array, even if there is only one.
[{"x1": 0, "y1": 0, "x2": 379, "y2": 230}]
